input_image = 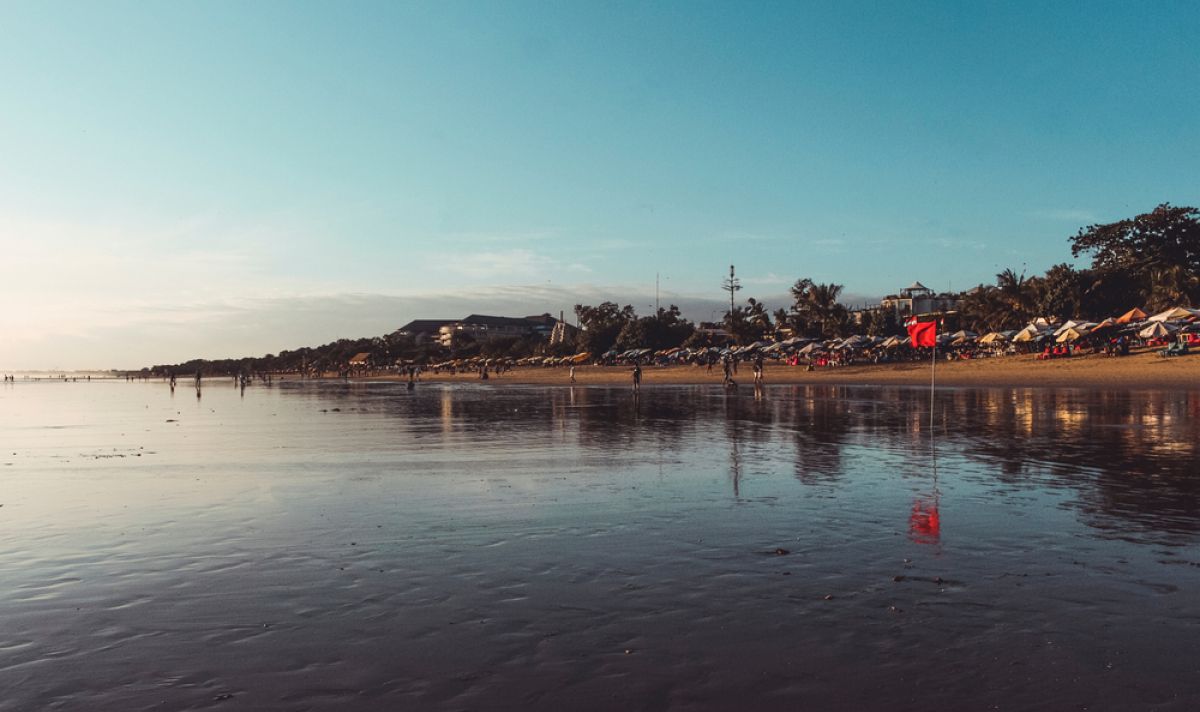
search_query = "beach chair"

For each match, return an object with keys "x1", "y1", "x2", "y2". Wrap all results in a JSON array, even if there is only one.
[{"x1": 1159, "y1": 341, "x2": 1189, "y2": 357}]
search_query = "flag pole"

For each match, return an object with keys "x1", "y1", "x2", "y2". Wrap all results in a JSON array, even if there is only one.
[{"x1": 930, "y1": 319, "x2": 936, "y2": 434}]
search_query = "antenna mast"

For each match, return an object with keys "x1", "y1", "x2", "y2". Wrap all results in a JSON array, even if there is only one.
[{"x1": 722, "y1": 264, "x2": 741, "y2": 317}]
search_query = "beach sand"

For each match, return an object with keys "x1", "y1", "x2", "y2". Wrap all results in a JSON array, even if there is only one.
[{"x1": 375, "y1": 350, "x2": 1200, "y2": 390}]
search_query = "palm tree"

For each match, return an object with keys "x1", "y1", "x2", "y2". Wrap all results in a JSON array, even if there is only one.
[
  {"x1": 995, "y1": 269, "x2": 1036, "y2": 325},
  {"x1": 1146, "y1": 264, "x2": 1199, "y2": 311}
]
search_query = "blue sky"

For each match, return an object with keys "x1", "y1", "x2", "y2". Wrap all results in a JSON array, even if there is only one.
[{"x1": 1, "y1": 1, "x2": 1196, "y2": 368}]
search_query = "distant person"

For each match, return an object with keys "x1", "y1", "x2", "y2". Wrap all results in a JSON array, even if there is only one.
[
  {"x1": 569, "y1": 364, "x2": 576, "y2": 383},
  {"x1": 632, "y1": 361, "x2": 642, "y2": 392},
  {"x1": 753, "y1": 354, "x2": 764, "y2": 385}
]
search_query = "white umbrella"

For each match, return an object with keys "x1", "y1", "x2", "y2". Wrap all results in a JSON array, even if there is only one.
[
  {"x1": 1056, "y1": 327, "x2": 1089, "y2": 343},
  {"x1": 1139, "y1": 322, "x2": 1178, "y2": 339},
  {"x1": 1149, "y1": 306, "x2": 1200, "y2": 323}
]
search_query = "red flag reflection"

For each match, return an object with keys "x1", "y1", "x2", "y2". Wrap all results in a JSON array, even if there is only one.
[{"x1": 909, "y1": 497, "x2": 941, "y2": 544}]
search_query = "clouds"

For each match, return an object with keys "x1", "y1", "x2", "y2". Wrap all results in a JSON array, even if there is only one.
[{"x1": 441, "y1": 248, "x2": 592, "y2": 280}]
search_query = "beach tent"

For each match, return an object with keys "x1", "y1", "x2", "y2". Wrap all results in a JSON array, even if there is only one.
[
  {"x1": 1139, "y1": 322, "x2": 1178, "y2": 339},
  {"x1": 1115, "y1": 307, "x2": 1148, "y2": 324}
]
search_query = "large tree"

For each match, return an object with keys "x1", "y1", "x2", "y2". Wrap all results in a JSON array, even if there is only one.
[
  {"x1": 574, "y1": 302, "x2": 636, "y2": 354},
  {"x1": 1032, "y1": 263, "x2": 1086, "y2": 320},
  {"x1": 1070, "y1": 203, "x2": 1200, "y2": 308},
  {"x1": 790, "y1": 278, "x2": 847, "y2": 338},
  {"x1": 616, "y1": 305, "x2": 695, "y2": 350}
]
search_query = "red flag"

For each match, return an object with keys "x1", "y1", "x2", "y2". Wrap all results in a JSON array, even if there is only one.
[{"x1": 907, "y1": 320, "x2": 937, "y2": 347}]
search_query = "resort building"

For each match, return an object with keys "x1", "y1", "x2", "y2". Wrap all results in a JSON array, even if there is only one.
[
  {"x1": 437, "y1": 314, "x2": 578, "y2": 348},
  {"x1": 397, "y1": 319, "x2": 456, "y2": 343},
  {"x1": 880, "y1": 281, "x2": 960, "y2": 319}
]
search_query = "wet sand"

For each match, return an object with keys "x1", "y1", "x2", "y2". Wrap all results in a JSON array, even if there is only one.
[
  {"x1": 2, "y1": 381, "x2": 1198, "y2": 710},
  {"x1": 379, "y1": 350, "x2": 1200, "y2": 390}
]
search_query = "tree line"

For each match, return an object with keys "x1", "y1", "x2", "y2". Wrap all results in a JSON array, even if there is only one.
[{"x1": 143, "y1": 204, "x2": 1198, "y2": 375}]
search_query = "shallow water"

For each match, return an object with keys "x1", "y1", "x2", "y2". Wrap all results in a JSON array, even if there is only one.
[{"x1": 1, "y1": 379, "x2": 1198, "y2": 711}]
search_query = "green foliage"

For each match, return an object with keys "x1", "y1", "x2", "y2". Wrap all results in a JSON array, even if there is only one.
[
  {"x1": 1071, "y1": 203, "x2": 1200, "y2": 309},
  {"x1": 1032, "y1": 263, "x2": 1085, "y2": 320},
  {"x1": 790, "y1": 279, "x2": 848, "y2": 338},
  {"x1": 574, "y1": 302, "x2": 636, "y2": 354},
  {"x1": 616, "y1": 305, "x2": 696, "y2": 350}
]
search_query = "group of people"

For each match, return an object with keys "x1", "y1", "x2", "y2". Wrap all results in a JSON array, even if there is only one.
[{"x1": 628, "y1": 353, "x2": 766, "y2": 391}]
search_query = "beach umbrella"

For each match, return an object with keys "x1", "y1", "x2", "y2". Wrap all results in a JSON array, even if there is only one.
[
  {"x1": 796, "y1": 342, "x2": 823, "y2": 356},
  {"x1": 1115, "y1": 307, "x2": 1147, "y2": 324},
  {"x1": 1055, "y1": 327, "x2": 1089, "y2": 343},
  {"x1": 948, "y1": 330, "x2": 977, "y2": 345},
  {"x1": 1054, "y1": 320, "x2": 1084, "y2": 336},
  {"x1": 1012, "y1": 325, "x2": 1049, "y2": 343},
  {"x1": 881, "y1": 335, "x2": 902, "y2": 348},
  {"x1": 978, "y1": 332, "x2": 1002, "y2": 344},
  {"x1": 1149, "y1": 306, "x2": 1197, "y2": 323},
  {"x1": 1139, "y1": 322, "x2": 1177, "y2": 339}
]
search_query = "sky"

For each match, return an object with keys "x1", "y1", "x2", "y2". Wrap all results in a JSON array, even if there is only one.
[{"x1": 1, "y1": 0, "x2": 1197, "y2": 369}]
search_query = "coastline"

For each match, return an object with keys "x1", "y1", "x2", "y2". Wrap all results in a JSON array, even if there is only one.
[{"x1": 343, "y1": 351, "x2": 1200, "y2": 390}]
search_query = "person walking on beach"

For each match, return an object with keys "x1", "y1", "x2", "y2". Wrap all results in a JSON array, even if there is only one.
[
  {"x1": 569, "y1": 364, "x2": 576, "y2": 383},
  {"x1": 753, "y1": 353, "x2": 764, "y2": 385},
  {"x1": 631, "y1": 361, "x2": 642, "y2": 392},
  {"x1": 722, "y1": 357, "x2": 733, "y2": 387}
]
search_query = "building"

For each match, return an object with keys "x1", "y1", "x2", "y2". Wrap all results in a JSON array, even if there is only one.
[
  {"x1": 397, "y1": 319, "x2": 456, "y2": 343},
  {"x1": 438, "y1": 314, "x2": 576, "y2": 348},
  {"x1": 880, "y1": 281, "x2": 960, "y2": 319}
]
